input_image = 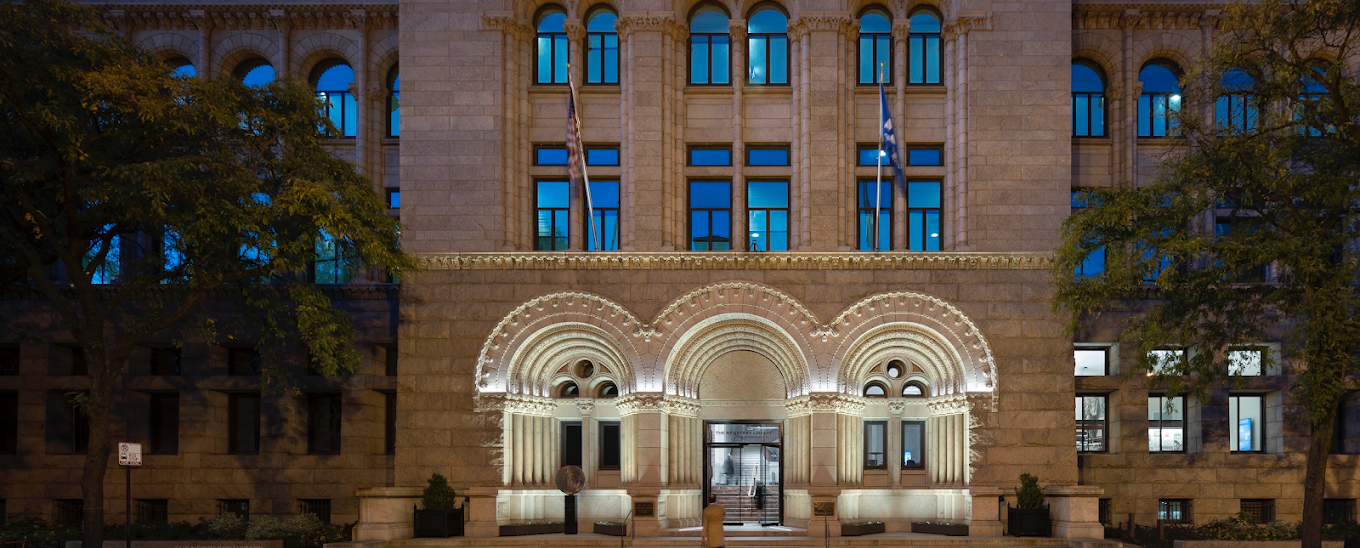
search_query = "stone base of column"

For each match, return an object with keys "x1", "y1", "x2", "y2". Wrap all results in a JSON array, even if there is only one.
[
  {"x1": 966, "y1": 486, "x2": 1004, "y2": 536},
  {"x1": 353, "y1": 487, "x2": 422, "y2": 541},
  {"x1": 626, "y1": 490, "x2": 663, "y2": 536},
  {"x1": 465, "y1": 487, "x2": 501, "y2": 538},
  {"x1": 1043, "y1": 485, "x2": 1105, "y2": 539},
  {"x1": 804, "y1": 491, "x2": 841, "y2": 538}
]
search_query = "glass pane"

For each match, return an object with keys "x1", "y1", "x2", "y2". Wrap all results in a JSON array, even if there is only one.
[
  {"x1": 554, "y1": 210, "x2": 569, "y2": 249},
  {"x1": 747, "y1": 181, "x2": 788, "y2": 208},
  {"x1": 1092, "y1": 96, "x2": 1105, "y2": 136},
  {"x1": 925, "y1": 36, "x2": 939, "y2": 83},
  {"x1": 1074, "y1": 349, "x2": 1107, "y2": 376},
  {"x1": 1153, "y1": 96, "x2": 1167, "y2": 136},
  {"x1": 538, "y1": 36, "x2": 553, "y2": 82},
  {"x1": 588, "y1": 35, "x2": 602, "y2": 82},
  {"x1": 858, "y1": 181, "x2": 892, "y2": 207},
  {"x1": 315, "y1": 64, "x2": 354, "y2": 91},
  {"x1": 240, "y1": 63, "x2": 275, "y2": 87},
  {"x1": 902, "y1": 422, "x2": 924, "y2": 468},
  {"x1": 1138, "y1": 95, "x2": 1151, "y2": 136},
  {"x1": 589, "y1": 209, "x2": 620, "y2": 251},
  {"x1": 554, "y1": 35, "x2": 568, "y2": 83},
  {"x1": 172, "y1": 62, "x2": 196, "y2": 78},
  {"x1": 691, "y1": 211, "x2": 710, "y2": 251},
  {"x1": 861, "y1": 13, "x2": 890, "y2": 33},
  {"x1": 691, "y1": 148, "x2": 732, "y2": 166},
  {"x1": 909, "y1": 12, "x2": 941, "y2": 33},
  {"x1": 859, "y1": 148, "x2": 887, "y2": 166},
  {"x1": 690, "y1": 182, "x2": 731, "y2": 208},
  {"x1": 587, "y1": 181, "x2": 620, "y2": 208},
  {"x1": 587, "y1": 147, "x2": 620, "y2": 165},
  {"x1": 859, "y1": 38, "x2": 874, "y2": 84},
  {"x1": 389, "y1": 92, "x2": 400, "y2": 137},
  {"x1": 342, "y1": 94, "x2": 357, "y2": 137},
  {"x1": 691, "y1": 8, "x2": 729, "y2": 33},
  {"x1": 770, "y1": 210, "x2": 788, "y2": 251},
  {"x1": 909, "y1": 36, "x2": 923, "y2": 82},
  {"x1": 588, "y1": 11, "x2": 616, "y2": 32},
  {"x1": 537, "y1": 181, "x2": 569, "y2": 208},
  {"x1": 865, "y1": 422, "x2": 885, "y2": 467},
  {"x1": 749, "y1": 9, "x2": 787, "y2": 33},
  {"x1": 1147, "y1": 349, "x2": 1182, "y2": 375},
  {"x1": 924, "y1": 210, "x2": 940, "y2": 250},
  {"x1": 907, "y1": 148, "x2": 941, "y2": 166},
  {"x1": 908, "y1": 181, "x2": 941, "y2": 208},
  {"x1": 748, "y1": 148, "x2": 790, "y2": 166},
  {"x1": 711, "y1": 210, "x2": 730, "y2": 249},
  {"x1": 1229, "y1": 349, "x2": 1263, "y2": 376},
  {"x1": 1139, "y1": 63, "x2": 1180, "y2": 93},
  {"x1": 604, "y1": 35, "x2": 619, "y2": 83},
  {"x1": 537, "y1": 147, "x2": 569, "y2": 165},
  {"x1": 692, "y1": 39, "x2": 710, "y2": 84},
  {"x1": 876, "y1": 36, "x2": 891, "y2": 81},
  {"x1": 1075, "y1": 95, "x2": 1089, "y2": 136},
  {"x1": 749, "y1": 37, "x2": 767, "y2": 84},
  {"x1": 771, "y1": 36, "x2": 787, "y2": 84},
  {"x1": 1072, "y1": 63, "x2": 1104, "y2": 92},
  {"x1": 909, "y1": 210, "x2": 923, "y2": 250},
  {"x1": 712, "y1": 36, "x2": 730, "y2": 84},
  {"x1": 748, "y1": 211, "x2": 767, "y2": 251},
  {"x1": 1230, "y1": 396, "x2": 1263, "y2": 451}
]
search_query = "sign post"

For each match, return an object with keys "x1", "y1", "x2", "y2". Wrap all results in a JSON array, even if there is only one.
[{"x1": 119, "y1": 443, "x2": 142, "y2": 548}]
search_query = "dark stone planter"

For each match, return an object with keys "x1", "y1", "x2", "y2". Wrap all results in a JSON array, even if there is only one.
[
  {"x1": 498, "y1": 522, "x2": 564, "y2": 537},
  {"x1": 1007, "y1": 506, "x2": 1051, "y2": 537},
  {"x1": 911, "y1": 522, "x2": 969, "y2": 536},
  {"x1": 593, "y1": 523, "x2": 626, "y2": 536},
  {"x1": 413, "y1": 507, "x2": 464, "y2": 538},
  {"x1": 841, "y1": 522, "x2": 885, "y2": 536}
]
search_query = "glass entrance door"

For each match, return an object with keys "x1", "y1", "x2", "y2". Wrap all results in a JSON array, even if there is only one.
[{"x1": 705, "y1": 422, "x2": 781, "y2": 526}]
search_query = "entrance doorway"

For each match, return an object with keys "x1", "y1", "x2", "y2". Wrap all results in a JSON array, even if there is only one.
[{"x1": 704, "y1": 422, "x2": 782, "y2": 526}]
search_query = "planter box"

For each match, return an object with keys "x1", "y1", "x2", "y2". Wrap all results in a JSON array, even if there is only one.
[
  {"x1": 593, "y1": 523, "x2": 627, "y2": 536},
  {"x1": 1007, "y1": 506, "x2": 1051, "y2": 537},
  {"x1": 413, "y1": 507, "x2": 464, "y2": 538},
  {"x1": 499, "y1": 522, "x2": 564, "y2": 537},
  {"x1": 911, "y1": 522, "x2": 969, "y2": 536},
  {"x1": 841, "y1": 522, "x2": 885, "y2": 536}
]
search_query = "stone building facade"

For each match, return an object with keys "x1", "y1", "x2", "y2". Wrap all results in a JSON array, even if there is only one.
[{"x1": 1, "y1": 0, "x2": 1358, "y2": 540}]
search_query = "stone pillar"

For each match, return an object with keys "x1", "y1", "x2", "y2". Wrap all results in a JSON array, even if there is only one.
[
  {"x1": 1122, "y1": 10, "x2": 1140, "y2": 185},
  {"x1": 888, "y1": 399, "x2": 905, "y2": 484},
  {"x1": 788, "y1": 21, "x2": 804, "y2": 249},
  {"x1": 273, "y1": 12, "x2": 292, "y2": 79},
  {"x1": 805, "y1": 492, "x2": 842, "y2": 538},
  {"x1": 953, "y1": 27, "x2": 969, "y2": 248},
  {"x1": 967, "y1": 486, "x2": 1004, "y2": 536},
  {"x1": 353, "y1": 486, "x2": 421, "y2": 541},
  {"x1": 352, "y1": 10, "x2": 370, "y2": 178},
  {"x1": 729, "y1": 21, "x2": 747, "y2": 252},
  {"x1": 576, "y1": 400, "x2": 595, "y2": 485},
  {"x1": 564, "y1": 18, "x2": 586, "y2": 250},
  {"x1": 464, "y1": 486, "x2": 501, "y2": 538},
  {"x1": 1044, "y1": 485, "x2": 1105, "y2": 538},
  {"x1": 892, "y1": 19, "x2": 910, "y2": 249},
  {"x1": 191, "y1": 11, "x2": 213, "y2": 80}
]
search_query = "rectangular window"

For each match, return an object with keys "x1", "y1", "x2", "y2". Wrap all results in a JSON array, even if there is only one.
[
  {"x1": 586, "y1": 181, "x2": 621, "y2": 252},
  {"x1": 312, "y1": 231, "x2": 353, "y2": 284},
  {"x1": 1215, "y1": 217, "x2": 1267, "y2": 282},
  {"x1": 383, "y1": 391, "x2": 396, "y2": 455},
  {"x1": 218, "y1": 499, "x2": 249, "y2": 521},
  {"x1": 907, "y1": 181, "x2": 942, "y2": 251},
  {"x1": 1333, "y1": 392, "x2": 1360, "y2": 455},
  {"x1": 857, "y1": 146, "x2": 889, "y2": 166},
  {"x1": 299, "y1": 499, "x2": 332, "y2": 524},
  {"x1": 1148, "y1": 395, "x2": 1184, "y2": 453},
  {"x1": 1071, "y1": 191, "x2": 1107, "y2": 277},
  {"x1": 385, "y1": 188, "x2": 400, "y2": 209},
  {"x1": 748, "y1": 31, "x2": 788, "y2": 85},
  {"x1": 0, "y1": 392, "x2": 17, "y2": 454},
  {"x1": 864, "y1": 420, "x2": 886, "y2": 469},
  {"x1": 227, "y1": 348, "x2": 260, "y2": 376},
  {"x1": 1139, "y1": 92, "x2": 1182, "y2": 137},
  {"x1": 535, "y1": 146, "x2": 569, "y2": 165},
  {"x1": 1159, "y1": 499, "x2": 1191, "y2": 523},
  {"x1": 535, "y1": 181, "x2": 570, "y2": 251},
  {"x1": 1075, "y1": 395, "x2": 1107, "y2": 453},
  {"x1": 599, "y1": 421, "x2": 621, "y2": 470},
  {"x1": 54, "y1": 499, "x2": 83, "y2": 527},
  {"x1": 586, "y1": 31, "x2": 619, "y2": 84},
  {"x1": 906, "y1": 146, "x2": 943, "y2": 166},
  {"x1": 1147, "y1": 349, "x2": 1184, "y2": 376},
  {"x1": 536, "y1": 30, "x2": 568, "y2": 84},
  {"x1": 1324, "y1": 499, "x2": 1356, "y2": 525},
  {"x1": 1074, "y1": 347, "x2": 1108, "y2": 376},
  {"x1": 857, "y1": 181, "x2": 892, "y2": 251},
  {"x1": 149, "y1": 347, "x2": 181, "y2": 375},
  {"x1": 1229, "y1": 394, "x2": 1264, "y2": 452},
  {"x1": 227, "y1": 393, "x2": 261, "y2": 455},
  {"x1": 307, "y1": 393, "x2": 342, "y2": 455},
  {"x1": 689, "y1": 34, "x2": 730, "y2": 85},
  {"x1": 1228, "y1": 348, "x2": 1263, "y2": 376},
  {"x1": 46, "y1": 391, "x2": 88, "y2": 454},
  {"x1": 1240, "y1": 499, "x2": 1275, "y2": 524},
  {"x1": 902, "y1": 421, "x2": 924, "y2": 469},
  {"x1": 0, "y1": 346, "x2": 18, "y2": 375},
  {"x1": 689, "y1": 182, "x2": 731, "y2": 251},
  {"x1": 747, "y1": 146, "x2": 790, "y2": 166},
  {"x1": 858, "y1": 32, "x2": 891, "y2": 84},
  {"x1": 1098, "y1": 499, "x2": 1112, "y2": 525},
  {"x1": 381, "y1": 344, "x2": 398, "y2": 377},
  {"x1": 562, "y1": 421, "x2": 583, "y2": 468},
  {"x1": 747, "y1": 181, "x2": 789, "y2": 252},
  {"x1": 148, "y1": 393, "x2": 179, "y2": 455},
  {"x1": 135, "y1": 499, "x2": 168, "y2": 525},
  {"x1": 586, "y1": 146, "x2": 620, "y2": 166},
  {"x1": 689, "y1": 147, "x2": 732, "y2": 166},
  {"x1": 49, "y1": 345, "x2": 87, "y2": 376}
]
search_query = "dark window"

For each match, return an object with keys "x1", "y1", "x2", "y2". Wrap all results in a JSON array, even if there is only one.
[
  {"x1": 228, "y1": 348, "x2": 260, "y2": 376},
  {"x1": 902, "y1": 421, "x2": 924, "y2": 469},
  {"x1": 558, "y1": 382, "x2": 580, "y2": 398},
  {"x1": 1148, "y1": 395, "x2": 1184, "y2": 453},
  {"x1": 313, "y1": 231, "x2": 354, "y2": 284},
  {"x1": 1215, "y1": 216, "x2": 1267, "y2": 283},
  {"x1": 857, "y1": 180, "x2": 892, "y2": 251},
  {"x1": 747, "y1": 146, "x2": 790, "y2": 166},
  {"x1": 599, "y1": 421, "x2": 621, "y2": 470},
  {"x1": 746, "y1": 8, "x2": 788, "y2": 85},
  {"x1": 236, "y1": 59, "x2": 275, "y2": 87},
  {"x1": 906, "y1": 146, "x2": 943, "y2": 166},
  {"x1": 747, "y1": 181, "x2": 789, "y2": 251},
  {"x1": 858, "y1": 11, "x2": 891, "y2": 84},
  {"x1": 149, "y1": 347, "x2": 181, "y2": 375},
  {"x1": 1138, "y1": 61, "x2": 1182, "y2": 137},
  {"x1": 587, "y1": 181, "x2": 621, "y2": 252},
  {"x1": 907, "y1": 181, "x2": 942, "y2": 251},
  {"x1": 1332, "y1": 392, "x2": 1360, "y2": 454},
  {"x1": 535, "y1": 181, "x2": 570, "y2": 251},
  {"x1": 46, "y1": 391, "x2": 88, "y2": 454},
  {"x1": 0, "y1": 346, "x2": 18, "y2": 375},
  {"x1": 307, "y1": 393, "x2": 342, "y2": 455},
  {"x1": 563, "y1": 421, "x2": 583, "y2": 467},
  {"x1": 0, "y1": 392, "x2": 17, "y2": 454},
  {"x1": 227, "y1": 393, "x2": 261, "y2": 454},
  {"x1": 135, "y1": 499, "x2": 168, "y2": 525},
  {"x1": 1297, "y1": 66, "x2": 1330, "y2": 137},
  {"x1": 386, "y1": 188, "x2": 400, "y2": 209},
  {"x1": 384, "y1": 391, "x2": 396, "y2": 455},
  {"x1": 50, "y1": 345, "x2": 87, "y2": 376},
  {"x1": 1072, "y1": 62, "x2": 1107, "y2": 137},
  {"x1": 535, "y1": 146, "x2": 569, "y2": 165},
  {"x1": 864, "y1": 420, "x2": 886, "y2": 469},
  {"x1": 908, "y1": 11, "x2": 941, "y2": 85},
  {"x1": 586, "y1": 146, "x2": 620, "y2": 165},
  {"x1": 1216, "y1": 69, "x2": 1257, "y2": 132},
  {"x1": 689, "y1": 182, "x2": 732, "y2": 251},
  {"x1": 1098, "y1": 499, "x2": 1112, "y2": 525},
  {"x1": 148, "y1": 393, "x2": 179, "y2": 455},
  {"x1": 597, "y1": 382, "x2": 618, "y2": 398},
  {"x1": 387, "y1": 67, "x2": 399, "y2": 137},
  {"x1": 1229, "y1": 394, "x2": 1264, "y2": 452},
  {"x1": 1240, "y1": 499, "x2": 1275, "y2": 524},
  {"x1": 1324, "y1": 499, "x2": 1356, "y2": 524},
  {"x1": 312, "y1": 62, "x2": 357, "y2": 138},
  {"x1": 1159, "y1": 499, "x2": 1191, "y2": 523},
  {"x1": 299, "y1": 499, "x2": 332, "y2": 523},
  {"x1": 54, "y1": 499, "x2": 83, "y2": 526},
  {"x1": 218, "y1": 499, "x2": 249, "y2": 520},
  {"x1": 586, "y1": 10, "x2": 619, "y2": 84},
  {"x1": 1076, "y1": 395, "x2": 1107, "y2": 453},
  {"x1": 381, "y1": 344, "x2": 398, "y2": 376},
  {"x1": 689, "y1": 6, "x2": 731, "y2": 85},
  {"x1": 689, "y1": 147, "x2": 732, "y2": 166},
  {"x1": 864, "y1": 382, "x2": 887, "y2": 397},
  {"x1": 536, "y1": 10, "x2": 568, "y2": 84},
  {"x1": 1071, "y1": 191, "x2": 1107, "y2": 277}
]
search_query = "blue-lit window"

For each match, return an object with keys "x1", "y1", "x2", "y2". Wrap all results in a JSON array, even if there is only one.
[
  {"x1": 1138, "y1": 61, "x2": 1181, "y2": 137},
  {"x1": 690, "y1": 181, "x2": 731, "y2": 251},
  {"x1": 386, "y1": 188, "x2": 400, "y2": 209},
  {"x1": 858, "y1": 10, "x2": 892, "y2": 84},
  {"x1": 170, "y1": 58, "x2": 196, "y2": 78},
  {"x1": 387, "y1": 67, "x2": 400, "y2": 138},
  {"x1": 907, "y1": 146, "x2": 942, "y2": 166},
  {"x1": 1140, "y1": 229, "x2": 1174, "y2": 284},
  {"x1": 689, "y1": 146, "x2": 732, "y2": 166},
  {"x1": 857, "y1": 181, "x2": 892, "y2": 251},
  {"x1": 313, "y1": 62, "x2": 357, "y2": 138},
  {"x1": 747, "y1": 7, "x2": 788, "y2": 85},
  {"x1": 587, "y1": 181, "x2": 620, "y2": 251},
  {"x1": 1073, "y1": 62, "x2": 1106, "y2": 137},
  {"x1": 236, "y1": 60, "x2": 275, "y2": 87},
  {"x1": 84, "y1": 227, "x2": 120, "y2": 285},
  {"x1": 536, "y1": 181, "x2": 570, "y2": 250},
  {"x1": 162, "y1": 230, "x2": 184, "y2": 275},
  {"x1": 747, "y1": 146, "x2": 790, "y2": 166},
  {"x1": 908, "y1": 11, "x2": 941, "y2": 85},
  {"x1": 858, "y1": 147, "x2": 889, "y2": 166},
  {"x1": 1215, "y1": 216, "x2": 1266, "y2": 283},
  {"x1": 536, "y1": 146, "x2": 569, "y2": 165},
  {"x1": 1071, "y1": 191, "x2": 1106, "y2": 278},
  {"x1": 1297, "y1": 65, "x2": 1330, "y2": 137},
  {"x1": 747, "y1": 181, "x2": 788, "y2": 251},
  {"x1": 1216, "y1": 69, "x2": 1256, "y2": 133},
  {"x1": 536, "y1": 9, "x2": 568, "y2": 84},
  {"x1": 586, "y1": 10, "x2": 619, "y2": 84},
  {"x1": 689, "y1": 5, "x2": 731, "y2": 85},
  {"x1": 586, "y1": 147, "x2": 620, "y2": 165},
  {"x1": 313, "y1": 231, "x2": 354, "y2": 284},
  {"x1": 907, "y1": 181, "x2": 941, "y2": 251}
]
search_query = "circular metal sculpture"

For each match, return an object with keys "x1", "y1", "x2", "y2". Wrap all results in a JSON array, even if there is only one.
[{"x1": 555, "y1": 465, "x2": 586, "y2": 495}]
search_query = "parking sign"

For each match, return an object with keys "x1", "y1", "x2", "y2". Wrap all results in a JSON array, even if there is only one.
[{"x1": 118, "y1": 442, "x2": 142, "y2": 466}]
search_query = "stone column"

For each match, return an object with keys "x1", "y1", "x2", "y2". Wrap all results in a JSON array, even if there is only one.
[
  {"x1": 352, "y1": 11, "x2": 370, "y2": 178},
  {"x1": 1122, "y1": 11, "x2": 1140, "y2": 185},
  {"x1": 617, "y1": 394, "x2": 669, "y2": 535},
  {"x1": 888, "y1": 399, "x2": 905, "y2": 484},
  {"x1": 953, "y1": 28, "x2": 969, "y2": 248},
  {"x1": 729, "y1": 21, "x2": 748, "y2": 252},
  {"x1": 967, "y1": 486, "x2": 1004, "y2": 536},
  {"x1": 576, "y1": 400, "x2": 595, "y2": 485},
  {"x1": 892, "y1": 19, "x2": 910, "y2": 249},
  {"x1": 564, "y1": 19, "x2": 586, "y2": 251},
  {"x1": 191, "y1": 11, "x2": 213, "y2": 80},
  {"x1": 1044, "y1": 485, "x2": 1105, "y2": 538},
  {"x1": 273, "y1": 12, "x2": 292, "y2": 79}
]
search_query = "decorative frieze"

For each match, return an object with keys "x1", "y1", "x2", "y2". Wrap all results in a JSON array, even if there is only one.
[
  {"x1": 418, "y1": 252, "x2": 1054, "y2": 272},
  {"x1": 476, "y1": 393, "x2": 556, "y2": 416},
  {"x1": 615, "y1": 392, "x2": 667, "y2": 415},
  {"x1": 1073, "y1": 7, "x2": 1215, "y2": 30},
  {"x1": 103, "y1": 5, "x2": 397, "y2": 32},
  {"x1": 785, "y1": 393, "x2": 867, "y2": 416}
]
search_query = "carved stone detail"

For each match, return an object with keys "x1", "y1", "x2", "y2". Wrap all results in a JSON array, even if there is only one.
[
  {"x1": 616, "y1": 392, "x2": 667, "y2": 415},
  {"x1": 419, "y1": 252, "x2": 1054, "y2": 272},
  {"x1": 888, "y1": 399, "x2": 907, "y2": 415},
  {"x1": 574, "y1": 399, "x2": 595, "y2": 416}
]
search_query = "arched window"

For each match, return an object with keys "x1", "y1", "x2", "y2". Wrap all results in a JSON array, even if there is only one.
[
  {"x1": 559, "y1": 381, "x2": 580, "y2": 398},
  {"x1": 536, "y1": 8, "x2": 568, "y2": 84},
  {"x1": 1072, "y1": 61, "x2": 1106, "y2": 137},
  {"x1": 169, "y1": 58, "x2": 196, "y2": 78},
  {"x1": 689, "y1": 5, "x2": 731, "y2": 85},
  {"x1": 747, "y1": 6, "x2": 788, "y2": 85},
  {"x1": 908, "y1": 10, "x2": 941, "y2": 85},
  {"x1": 597, "y1": 381, "x2": 619, "y2": 398},
  {"x1": 902, "y1": 381, "x2": 927, "y2": 397},
  {"x1": 586, "y1": 9, "x2": 618, "y2": 84},
  {"x1": 235, "y1": 59, "x2": 275, "y2": 87},
  {"x1": 858, "y1": 9, "x2": 891, "y2": 84},
  {"x1": 1138, "y1": 61, "x2": 1181, "y2": 137},
  {"x1": 387, "y1": 66, "x2": 400, "y2": 138},
  {"x1": 864, "y1": 381, "x2": 888, "y2": 398},
  {"x1": 1298, "y1": 65, "x2": 1329, "y2": 137},
  {"x1": 1216, "y1": 69, "x2": 1257, "y2": 133},
  {"x1": 312, "y1": 61, "x2": 357, "y2": 138}
]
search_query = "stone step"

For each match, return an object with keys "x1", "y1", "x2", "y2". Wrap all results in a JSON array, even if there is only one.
[{"x1": 385, "y1": 534, "x2": 1077, "y2": 547}]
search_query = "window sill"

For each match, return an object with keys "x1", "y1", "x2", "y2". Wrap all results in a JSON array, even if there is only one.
[
  {"x1": 1073, "y1": 138, "x2": 1113, "y2": 145},
  {"x1": 580, "y1": 85, "x2": 621, "y2": 95},
  {"x1": 685, "y1": 85, "x2": 735, "y2": 95},
  {"x1": 528, "y1": 86, "x2": 569, "y2": 96},
  {"x1": 906, "y1": 85, "x2": 947, "y2": 94},
  {"x1": 1138, "y1": 137, "x2": 1183, "y2": 146},
  {"x1": 743, "y1": 85, "x2": 792, "y2": 95}
]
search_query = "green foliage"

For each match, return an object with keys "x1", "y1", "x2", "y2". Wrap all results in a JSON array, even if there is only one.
[
  {"x1": 1105, "y1": 517, "x2": 1360, "y2": 548},
  {"x1": 0, "y1": 515, "x2": 350, "y2": 548},
  {"x1": 422, "y1": 473, "x2": 458, "y2": 510},
  {"x1": 1014, "y1": 473, "x2": 1045, "y2": 510}
]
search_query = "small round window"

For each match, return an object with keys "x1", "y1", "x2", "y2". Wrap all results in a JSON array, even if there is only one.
[
  {"x1": 574, "y1": 360, "x2": 595, "y2": 378},
  {"x1": 886, "y1": 360, "x2": 905, "y2": 379}
]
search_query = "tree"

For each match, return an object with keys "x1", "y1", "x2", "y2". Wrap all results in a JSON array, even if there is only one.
[
  {"x1": 1055, "y1": 1, "x2": 1360, "y2": 546},
  {"x1": 0, "y1": 2, "x2": 412, "y2": 547}
]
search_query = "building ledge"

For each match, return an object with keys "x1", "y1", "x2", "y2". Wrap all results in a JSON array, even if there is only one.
[{"x1": 415, "y1": 251, "x2": 1053, "y2": 271}]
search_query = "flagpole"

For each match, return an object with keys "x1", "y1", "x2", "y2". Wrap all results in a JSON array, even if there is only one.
[
  {"x1": 874, "y1": 62, "x2": 885, "y2": 252},
  {"x1": 567, "y1": 67, "x2": 602, "y2": 251}
]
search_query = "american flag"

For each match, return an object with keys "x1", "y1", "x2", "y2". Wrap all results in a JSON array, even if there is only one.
[{"x1": 566, "y1": 86, "x2": 584, "y2": 188}]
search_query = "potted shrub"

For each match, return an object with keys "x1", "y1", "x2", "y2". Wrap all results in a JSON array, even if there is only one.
[
  {"x1": 593, "y1": 521, "x2": 626, "y2": 536},
  {"x1": 414, "y1": 473, "x2": 463, "y2": 537},
  {"x1": 1007, "y1": 472, "x2": 1051, "y2": 537},
  {"x1": 910, "y1": 521, "x2": 969, "y2": 536},
  {"x1": 841, "y1": 521, "x2": 885, "y2": 536}
]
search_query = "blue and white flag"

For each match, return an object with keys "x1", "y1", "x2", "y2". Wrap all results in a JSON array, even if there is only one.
[{"x1": 879, "y1": 80, "x2": 905, "y2": 186}]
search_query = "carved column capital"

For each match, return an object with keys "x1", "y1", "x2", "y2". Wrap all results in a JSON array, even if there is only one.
[
  {"x1": 563, "y1": 19, "x2": 586, "y2": 41},
  {"x1": 575, "y1": 399, "x2": 595, "y2": 416},
  {"x1": 728, "y1": 20, "x2": 748, "y2": 41}
]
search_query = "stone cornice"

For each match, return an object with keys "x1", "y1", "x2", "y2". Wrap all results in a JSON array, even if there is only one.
[
  {"x1": 785, "y1": 393, "x2": 866, "y2": 416},
  {"x1": 476, "y1": 393, "x2": 556, "y2": 416},
  {"x1": 98, "y1": 5, "x2": 398, "y2": 31},
  {"x1": 417, "y1": 252, "x2": 1053, "y2": 272},
  {"x1": 615, "y1": 392, "x2": 666, "y2": 415},
  {"x1": 1073, "y1": 6, "x2": 1220, "y2": 30},
  {"x1": 927, "y1": 393, "x2": 969, "y2": 415}
]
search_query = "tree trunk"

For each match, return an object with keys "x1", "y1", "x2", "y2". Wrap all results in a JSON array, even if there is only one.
[
  {"x1": 1301, "y1": 402, "x2": 1338, "y2": 548},
  {"x1": 81, "y1": 368, "x2": 113, "y2": 548}
]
